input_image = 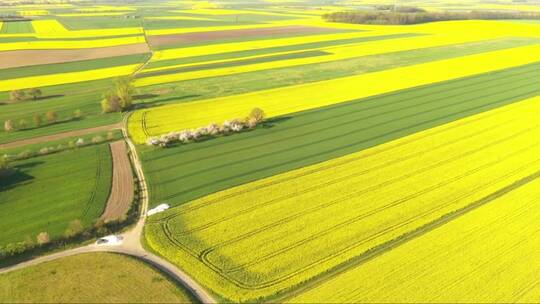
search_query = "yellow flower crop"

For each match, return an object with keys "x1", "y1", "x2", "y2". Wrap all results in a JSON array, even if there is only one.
[
  {"x1": 0, "y1": 35, "x2": 145, "y2": 51},
  {"x1": 145, "y1": 97, "x2": 540, "y2": 302},
  {"x1": 129, "y1": 43, "x2": 540, "y2": 144},
  {"x1": 32, "y1": 20, "x2": 69, "y2": 36},
  {"x1": 0, "y1": 64, "x2": 140, "y2": 91}
]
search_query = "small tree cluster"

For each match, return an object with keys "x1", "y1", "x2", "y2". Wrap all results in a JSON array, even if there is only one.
[
  {"x1": 0, "y1": 157, "x2": 9, "y2": 178},
  {"x1": 9, "y1": 88, "x2": 42, "y2": 102},
  {"x1": 147, "y1": 108, "x2": 265, "y2": 147},
  {"x1": 101, "y1": 77, "x2": 135, "y2": 113},
  {"x1": 3, "y1": 109, "x2": 83, "y2": 133}
]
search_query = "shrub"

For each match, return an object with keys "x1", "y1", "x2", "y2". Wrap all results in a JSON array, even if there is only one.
[
  {"x1": 9, "y1": 90, "x2": 25, "y2": 102},
  {"x1": 33, "y1": 114, "x2": 42, "y2": 128},
  {"x1": 27, "y1": 88, "x2": 42, "y2": 100},
  {"x1": 73, "y1": 109, "x2": 83, "y2": 120},
  {"x1": 75, "y1": 138, "x2": 85, "y2": 147},
  {"x1": 4, "y1": 120, "x2": 15, "y2": 132},
  {"x1": 249, "y1": 107, "x2": 265, "y2": 123},
  {"x1": 18, "y1": 150, "x2": 33, "y2": 159},
  {"x1": 18, "y1": 119, "x2": 27, "y2": 130},
  {"x1": 106, "y1": 131, "x2": 115, "y2": 141},
  {"x1": 64, "y1": 219, "x2": 84, "y2": 238},
  {"x1": 45, "y1": 111, "x2": 58, "y2": 123},
  {"x1": 36, "y1": 232, "x2": 50, "y2": 245},
  {"x1": 92, "y1": 135, "x2": 104, "y2": 144}
]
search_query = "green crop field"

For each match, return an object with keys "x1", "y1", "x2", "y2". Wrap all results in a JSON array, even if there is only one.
[
  {"x1": 0, "y1": 144, "x2": 112, "y2": 246},
  {"x1": 141, "y1": 62, "x2": 540, "y2": 208},
  {"x1": 0, "y1": 253, "x2": 198, "y2": 303},
  {"x1": 0, "y1": 21, "x2": 34, "y2": 34}
]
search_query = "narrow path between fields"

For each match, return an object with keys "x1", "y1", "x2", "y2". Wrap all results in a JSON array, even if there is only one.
[
  {"x1": 0, "y1": 123, "x2": 122, "y2": 149},
  {"x1": 100, "y1": 140, "x2": 135, "y2": 222}
]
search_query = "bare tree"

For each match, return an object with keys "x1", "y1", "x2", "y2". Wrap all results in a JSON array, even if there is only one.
[
  {"x1": 64, "y1": 219, "x2": 84, "y2": 238},
  {"x1": 46, "y1": 111, "x2": 58, "y2": 124},
  {"x1": 33, "y1": 114, "x2": 42, "y2": 128}
]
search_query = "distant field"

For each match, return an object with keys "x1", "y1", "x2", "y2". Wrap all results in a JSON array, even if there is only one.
[
  {"x1": 0, "y1": 144, "x2": 112, "y2": 246},
  {"x1": 0, "y1": 253, "x2": 197, "y2": 303},
  {"x1": 0, "y1": 21, "x2": 34, "y2": 34},
  {"x1": 145, "y1": 97, "x2": 540, "y2": 301}
]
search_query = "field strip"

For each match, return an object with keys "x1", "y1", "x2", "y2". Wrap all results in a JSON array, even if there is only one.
[
  {"x1": 0, "y1": 63, "x2": 140, "y2": 91},
  {"x1": 130, "y1": 43, "x2": 540, "y2": 143},
  {"x1": 286, "y1": 174, "x2": 540, "y2": 303},
  {"x1": 0, "y1": 36, "x2": 146, "y2": 51},
  {"x1": 31, "y1": 19, "x2": 69, "y2": 36},
  {"x1": 150, "y1": 30, "x2": 407, "y2": 62},
  {"x1": 100, "y1": 141, "x2": 135, "y2": 222},
  {"x1": 0, "y1": 44, "x2": 150, "y2": 70},
  {"x1": 145, "y1": 97, "x2": 540, "y2": 301},
  {"x1": 0, "y1": 123, "x2": 122, "y2": 149},
  {"x1": 136, "y1": 33, "x2": 513, "y2": 84}
]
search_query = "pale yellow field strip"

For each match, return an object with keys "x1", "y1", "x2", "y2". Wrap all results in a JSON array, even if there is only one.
[
  {"x1": 138, "y1": 33, "x2": 521, "y2": 85},
  {"x1": 0, "y1": 36, "x2": 145, "y2": 51},
  {"x1": 56, "y1": 12, "x2": 129, "y2": 17},
  {"x1": 146, "y1": 16, "x2": 216, "y2": 21},
  {"x1": 18, "y1": 10, "x2": 49, "y2": 16},
  {"x1": 289, "y1": 166, "x2": 540, "y2": 303},
  {"x1": 131, "y1": 43, "x2": 540, "y2": 143},
  {"x1": 0, "y1": 64, "x2": 140, "y2": 91},
  {"x1": 75, "y1": 5, "x2": 136, "y2": 12}
]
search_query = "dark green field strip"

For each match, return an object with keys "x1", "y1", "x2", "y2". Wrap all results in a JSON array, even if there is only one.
[
  {"x1": 141, "y1": 61, "x2": 540, "y2": 208},
  {"x1": 145, "y1": 32, "x2": 420, "y2": 69},
  {"x1": 0, "y1": 53, "x2": 149, "y2": 81},
  {"x1": 0, "y1": 36, "x2": 39, "y2": 43},
  {"x1": 139, "y1": 37, "x2": 540, "y2": 107},
  {"x1": 138, "y1": 50, "x2": 331, "y2": 78},
  {"x1": 0, "y1": 21, "x2": 34, "y2": 34},
  {"x1": 0, "y1": 144, "x2": 112, "y2": 246}
]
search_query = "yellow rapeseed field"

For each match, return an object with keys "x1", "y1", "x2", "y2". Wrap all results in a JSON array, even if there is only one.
[
  {"x1": 0, "y1": 64, "x2": 140, "y2": 91},
  {"x1": 145, "y1": 97, "x2": 540, "y2": 301},
  {"x1": 289, "y1": 171, "x2": 540, "y2": 303},
  {"x1": 129, "y1": 43, "x2": 540, "y2": 143},
  {"x1": 31, "y1": 19, "x2": 69, "y2": 35}
]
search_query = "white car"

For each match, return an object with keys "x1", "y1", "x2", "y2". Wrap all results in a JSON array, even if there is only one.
[{"x1": 95, "y1": 235, "x2": 123, "y2": 246}]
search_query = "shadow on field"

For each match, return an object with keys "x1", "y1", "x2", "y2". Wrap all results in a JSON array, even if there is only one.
[
  {"x1": 263, "y1": 116, "x2": 292, "y2": 128},
  {"x1": 0, "y1": 163, "x2": 38, "y2": 192},
  {"x1": 134, "y1": 94, "x2": 201, "y2": 109}
]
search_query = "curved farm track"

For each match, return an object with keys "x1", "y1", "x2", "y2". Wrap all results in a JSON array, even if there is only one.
[{"x1": 100, "y1": 140, "x2": 134, "y2": 222}]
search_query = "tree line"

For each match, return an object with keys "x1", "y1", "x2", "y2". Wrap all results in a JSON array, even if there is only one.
[{"x1": 323, "y1": 9, "x2": 540, "y2": 25}]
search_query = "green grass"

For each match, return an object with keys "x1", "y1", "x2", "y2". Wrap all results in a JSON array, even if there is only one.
[
  {"x1": 0, "y1": 79, "x2": 122, "y2": 145},
  {"x1": 0, "y1": 53, "x2": 150, "y2": 81},
  {"x1": 0, "y1": 21, "x2": 34, "y2": 34},
  {"x1": 138, "y1": 37, "x2": 539, "y2": 108},
  {"x1": 0, "y1": 253, "x2": 198, "y2": 303},
  {"x1": 140, "y1": 61, "x2": 540, "y2": 208},
  {"x1": 0, "y1": 144, "x2": 112, "y2": 246}
]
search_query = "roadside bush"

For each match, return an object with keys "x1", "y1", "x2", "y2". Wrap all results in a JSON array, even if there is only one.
[
  {"x1": 4, "y1": 120, "x2": 15, "y2": 132},
  {"x1": 18, "y1": 119, "x2": 27, "y2": 130},
  {"x1": 27, "y1": 88, "x2": 42, "y2": 100},
  {"x1": 45, "y1": 111, "x2": 58, "y2": 123},
  {"x1": 92, "y1": 135, "x2": 104, "y2": 144},
  {"x1": 36, "y1": 232, "x2": 50, "y2": 245},
  {"x1": 9, "y1": 90, "x2": 25, "y2": 102},
  {"x1": 73, "y1": 109, "x2": 83, "y2": 120},
  {"x1": 33, "y1": 114, "x2": 42, "y2": 128},
  {"x1": 64, "y1": 219, "x2": 84, "y2": 238}
]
